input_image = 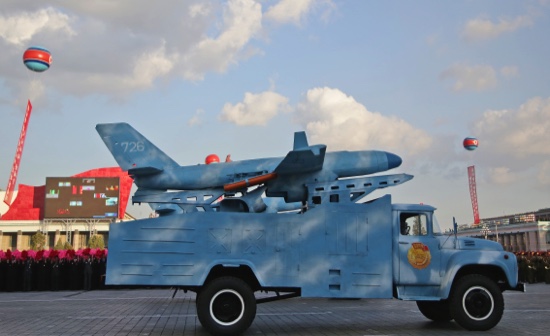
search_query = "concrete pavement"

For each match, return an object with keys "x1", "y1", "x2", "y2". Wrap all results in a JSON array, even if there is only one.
[{"x1": 0, "y1": 284, "x2": 547, "y2": 335}]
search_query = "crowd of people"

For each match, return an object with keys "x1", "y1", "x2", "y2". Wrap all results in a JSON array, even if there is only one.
[
  {"x1": 516, "y1": 251, "x2": 550, "y2": 284},
  {"x1": 0, "y1": 248, "x2": 107, "y2": 292}
]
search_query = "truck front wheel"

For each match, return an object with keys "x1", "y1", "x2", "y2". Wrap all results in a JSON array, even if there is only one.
[
  {"x1": 196, "y1": 276, "x2": 256, "y2": 336},
  {"x1": 450, "y1": 274, "x2": 504, "y2": 331},
  {"x1": 416, "y1": 300, "x2": 452, "y2": 322}
]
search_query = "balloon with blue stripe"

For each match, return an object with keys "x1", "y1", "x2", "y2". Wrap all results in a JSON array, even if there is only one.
[
  {"x1": 463, "y1": 137, "x2": 478, "y2": 151},
  {"x1": 23, "y1": 46, "x2": 52, "y2": 72}
]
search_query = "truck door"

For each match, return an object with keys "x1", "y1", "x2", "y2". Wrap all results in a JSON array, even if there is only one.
[{"x1": 397, "y1": 212, "x2": 441, "y2": 285}]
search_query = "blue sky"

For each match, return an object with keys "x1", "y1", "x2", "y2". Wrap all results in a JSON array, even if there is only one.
[{"x1": 1, "y1": 0, "x2": 549, "y2": 228}]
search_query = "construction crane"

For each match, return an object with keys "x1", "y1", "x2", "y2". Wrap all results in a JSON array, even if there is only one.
[
  {"x1": 468, "y1": 165, "x2": 480, "y2": 225},
  {"x1": 4, "y1": 100, "x2": 32, "y2": 206}
]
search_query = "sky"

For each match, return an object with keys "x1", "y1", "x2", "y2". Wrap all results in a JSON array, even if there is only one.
[{"x1": 0, "y1": 0, "x2": 549, "y2": 229}]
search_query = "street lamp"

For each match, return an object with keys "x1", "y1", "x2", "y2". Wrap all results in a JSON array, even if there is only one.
[{"x1": 480, "y1": 224, "x2": 491, "y2": 240}]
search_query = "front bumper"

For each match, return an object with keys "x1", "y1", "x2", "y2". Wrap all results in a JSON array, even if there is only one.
[{"x1": 514, "y1": 282, "x2": 526, "y2": 292}]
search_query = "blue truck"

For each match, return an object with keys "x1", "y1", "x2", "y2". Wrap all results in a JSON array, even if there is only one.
[{"x1": 97, "y1": 123, "x2": 524, "y2": 335}]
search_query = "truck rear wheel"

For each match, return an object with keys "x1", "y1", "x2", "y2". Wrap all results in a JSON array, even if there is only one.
[
  {"x1": 416, "y1": 300, "x2": 452, "y2": 322},
  {"x1": 196, "y1": 276, "x2": 256, "y2": 336},
  {"x1": 449, "y1": 274, "x2": 503, "y2": 331}
]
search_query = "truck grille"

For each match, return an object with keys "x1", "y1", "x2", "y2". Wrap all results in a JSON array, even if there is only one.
[{"x1": 464, "y1": 240, "x2": 476, "y2": 247}]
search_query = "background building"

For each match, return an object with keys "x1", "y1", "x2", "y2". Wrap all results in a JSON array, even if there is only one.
[
  {"x1": 0, "y1": 167, "x2": 133, "y2": 250},
  {"x1": 456, "y1": 208, "x2": 550, "y2": 252}
]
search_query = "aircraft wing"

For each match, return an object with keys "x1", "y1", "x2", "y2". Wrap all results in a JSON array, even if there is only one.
[
  {"x1": 274, "y1": 131, "x2": 326, "y2": 175},
  {"x1": 222, "y1": 131, "x2": 325, "y2": 192}
]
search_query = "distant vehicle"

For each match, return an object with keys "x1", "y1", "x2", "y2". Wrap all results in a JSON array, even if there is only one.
[{"x1": 97, "y1": 124, "x2": 524, "y2": 335}]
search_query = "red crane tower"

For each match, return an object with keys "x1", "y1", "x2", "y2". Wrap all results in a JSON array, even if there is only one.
[
  {"x1": 4, "y1": 100, "x2": 33, "y2": 206},
  {"x1": 468, "y1": 165, "x2": 480, "y2": 225}
]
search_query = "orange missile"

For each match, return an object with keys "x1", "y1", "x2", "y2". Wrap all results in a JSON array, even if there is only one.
[{"x1": 224, "y1": 172, "x2": 277, "y2": 192}]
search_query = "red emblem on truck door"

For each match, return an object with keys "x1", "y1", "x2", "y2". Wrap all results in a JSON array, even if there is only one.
[{"x1": 407, "y1": 242, "x2": 431, "y2": 269}]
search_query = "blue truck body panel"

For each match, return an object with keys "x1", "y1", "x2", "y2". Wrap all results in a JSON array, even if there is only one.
[
  {"x1": 106, "y1": 193, "x2": 520, "y2": 301},
  {"x1": 107, "y1": 195, "x2": 394, "y2": 299}
]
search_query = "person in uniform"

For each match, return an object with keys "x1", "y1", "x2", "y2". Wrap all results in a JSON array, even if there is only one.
[
  {"x1": 23, "y1": 257, "x2": 33, "y2": 291},
  {"x1": 83, "y1": 255, "x2": 93, "y2": 290},
  {"x1": 544, "y1": 252, "x2": 550, "y2": 284},
  {"x1": 535, "y1": 252, "x2": 544, "y2": 282},
  {"x1": 6, "y1": 251, "x2": 16, "y2": 292},
  {"x1": 50, "y1": 252, "x2": 60, "y2": 291},
  {"x1": 518, "y1": 252, "x2": 527, "y2": 283},
  {"x1": 526, "y1": 257, "x2": 536, "y2": 284}
]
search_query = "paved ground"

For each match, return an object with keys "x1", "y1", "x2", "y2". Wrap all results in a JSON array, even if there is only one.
[{"x1": 0, "y1": 283, "x2": 547, "y2": 336}]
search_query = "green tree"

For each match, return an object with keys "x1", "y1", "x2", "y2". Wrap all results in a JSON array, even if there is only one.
[
  {"x1": 54, "y1": 238, "x2": 65, "y2": 250},
  {"x1": 88, "y1": 234, "x2": 105, "y2": 249},
  {"x1": 30, "y1": 231, "x2": 46, "y2": 250},
  {"x1": 411, "y1": 216, "x2": 427, "y2": 236},
  {"x1": 63, "y1": 241, "x2": 73, "y2": 250}
]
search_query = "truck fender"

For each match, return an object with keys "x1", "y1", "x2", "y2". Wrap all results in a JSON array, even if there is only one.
[
  {"x1": 199, "y1": 259, "x2": 264, "y2": 288},
  {"x1": 438, "y1": 251, "x2": 518, "y2": 299}
]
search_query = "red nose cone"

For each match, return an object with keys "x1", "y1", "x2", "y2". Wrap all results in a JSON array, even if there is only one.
[{"x1": 205, "y1": 154, "x2": 220, "y2": 164}]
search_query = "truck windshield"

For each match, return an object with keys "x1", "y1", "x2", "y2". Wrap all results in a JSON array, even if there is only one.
[{"x1": 432, "y1": 215, "x2": 443, "y2": 235}]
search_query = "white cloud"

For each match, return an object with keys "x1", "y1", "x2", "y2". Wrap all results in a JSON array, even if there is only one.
[
  {"x1": 294, "y1": 87, "x2": 432, "y2": 154},
  {"x1": 500, "y1": 66, "x2": 519, "y2": 78},
  {"x1": 489, "y1": 167, "x2": 518, "y2": 185},
  {"x1": 265, "y1": 0, "x2": 313, "y2": 24},
  {"x1": 461, "y1": 15, "x2": 533, "y2": 42},
  {"x1": 125, "y1": 42, "x2": 175, "y2": 89},
  {"x1": 188, "y1": 108, "x2": 205, "y2": 127},
  {"x1": 265, "y1": 0, "x2": 336, "y2": 25},
  {"x1": 538, "y1": 160, "x2": 550, "y2": 186},
  {"x1": 470, "y1": 96, "x2": 550, "y2": 187},
  {"x1": 0, "y1": 1, "x2": 338, "y2": 101},
  {"x1": 182, "y1": 0, "x2": 263, "y2": 80},
  {"x1": 440, "y1": 63, "x2": 497, "y2": 92},
  {"x1": 265, "y1": 0, "x2": 312, "y2": 25},
  {"x1": 474, "y1": 97, "x2": 550, "y2": 157},
  {"x1": 220, "y1": 90, "x2": 290, "y2": 126},
  {"x1": 23, "y1": 79, "x2": 45, "y2": 103},
  {"x1": 0, "y1": 7, "x2": 75, "y2": 46},
  {"x1": 0, "y1": 1, "x2": 268, "y2": 98},
  {"x1": 189, "y1": 3, "x2": 212, "y2": 18}
]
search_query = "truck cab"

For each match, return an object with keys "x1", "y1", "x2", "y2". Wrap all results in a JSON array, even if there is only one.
[
  {"x1": 392, "y1": 203, "x2": 522, "y2": 330},
  {"x1": 394, "y1": 203, "x2": 444, "y2": 298}
]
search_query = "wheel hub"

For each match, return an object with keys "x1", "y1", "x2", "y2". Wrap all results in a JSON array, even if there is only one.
[
  {"x1": 463, "y1": 286, "x2": 494, "y2": 320},
  {"x1": 210, "y1": 289, "x2": 245, "y2": 326}
]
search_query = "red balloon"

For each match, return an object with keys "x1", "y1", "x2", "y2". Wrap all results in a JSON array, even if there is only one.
[
  {"x1": 205, "y1": 154, "x2": 220, "y2": 164},
  {"x1": 23, "y1": 46, "x2": 52, "y2": 72},
  {"x1": 463, "y1": 137, "x2": 478, "y2": 151}
]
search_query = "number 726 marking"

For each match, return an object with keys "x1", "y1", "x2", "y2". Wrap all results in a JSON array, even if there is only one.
[{"x1": 119, "y1": 141, "x2": 145, "y2": 152}]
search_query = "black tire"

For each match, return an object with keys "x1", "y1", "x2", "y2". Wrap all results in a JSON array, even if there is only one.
[
  {"x1": 196, "y1": 277, "x2": 256, "y2": 336},
  {"x1": 449, "y1": 274, "x2": 504, "y2": 331},
  {"x1": 416, "y1": 300, "x2": 452, "y2": 322}
]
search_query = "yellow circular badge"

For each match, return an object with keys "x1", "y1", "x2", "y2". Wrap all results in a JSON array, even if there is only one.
[{"x1": 407, "y1": 242, "x2": 431, "y2": 269}]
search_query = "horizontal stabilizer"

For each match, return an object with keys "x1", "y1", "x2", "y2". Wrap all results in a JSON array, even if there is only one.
[
  {"x1": 128, "y1": 166, "x2": 164, "y2": 176},
  {"x1": 96, "y1": 123, "x2": 179, "y2": 175}
]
